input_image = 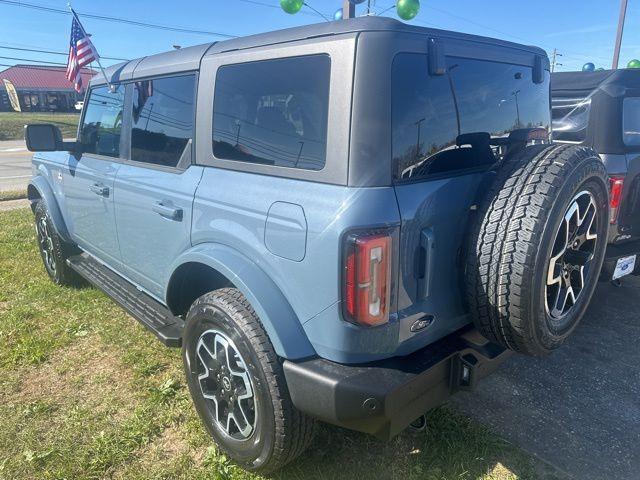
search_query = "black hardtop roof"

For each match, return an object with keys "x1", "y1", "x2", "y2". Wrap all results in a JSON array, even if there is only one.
[
  {"x1": 93, "y1": 16, "x2": 546, "y2": 86},
  {"x1": 552, "y1": 68, "x2": 640, "y2": 95}
]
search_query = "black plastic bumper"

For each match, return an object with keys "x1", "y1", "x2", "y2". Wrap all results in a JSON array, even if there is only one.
[
  {"x1": 283, "y1": 327, "x2": 511, "y2": 440},
  {"x1": 601, "y1": 239, "x2": 640, "y2": 280}
]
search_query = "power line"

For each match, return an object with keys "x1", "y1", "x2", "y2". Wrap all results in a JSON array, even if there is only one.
[
  {"x1": 0, "y1": 0, "x2": 238, "y2": 38},
  {"x1": 0, "y1": 55, "x2": 68, "y2": 66},
  {"x1": 236, "y1": 0, "x2": 332, "y2": 20},
  {"x1": 376, "y1": 0, "x2": 611, "y2": 65},
  {"x1": 0, "y1": 44, "x2": 127, "y2": 62}
]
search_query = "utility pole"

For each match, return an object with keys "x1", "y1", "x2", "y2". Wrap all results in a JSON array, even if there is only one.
[
  {"x1": 551, "y1": 48, "x2": 563, "y2": 73},
  {"x1": 343, "y1": 0, "x2": 355, "y2": 19},
  {"x1": 512, "y1": 90, "x2": 521, "y2": 127},
  {"x1": 612, "y1": 0, "x2": 628, "y2": 69}
]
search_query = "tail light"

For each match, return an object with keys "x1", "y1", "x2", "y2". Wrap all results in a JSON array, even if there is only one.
[
  {"x1": 343, "y1": 231, "x2": 392, "y2": 327},
  {"x1": 609, "y1": 176, "x2": 625, "y2": 224}
]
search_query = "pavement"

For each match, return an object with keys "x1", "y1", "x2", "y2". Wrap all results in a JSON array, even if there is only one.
[
  {"x1": 0, "y1": 139, "x2": 31, "y2": 192},
  {"x1": 451, "y1": 275, "x2": 640, "y2": 480}
]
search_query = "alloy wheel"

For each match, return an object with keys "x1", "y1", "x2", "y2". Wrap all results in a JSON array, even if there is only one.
[
  {"x1": 545, "y1": 191, "x2": 599, "y2": 320},
  {"x1": 196, "y1": 329, "x2": 257, "y2": 440},
  {"x1": 36, "y1": 215, "x2": 56, "y2": 275}
]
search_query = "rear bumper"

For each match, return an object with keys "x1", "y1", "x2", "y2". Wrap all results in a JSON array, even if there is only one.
[
  {"x1": 283, "y1": 326, "x2": 511, "y2": 440},
  {"x1": 601, "y1": 239, "x2": 640, "y2": 279}
]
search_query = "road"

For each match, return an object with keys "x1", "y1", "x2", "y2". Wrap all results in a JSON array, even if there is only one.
[
  {"x1": 452, "y1": 275, "x2": 640, "y2": 480},
  {"x1": 0, "y1": 139, "x2": 31, "y2": 192}
]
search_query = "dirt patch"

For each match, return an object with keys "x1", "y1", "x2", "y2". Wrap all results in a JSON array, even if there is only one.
[
  {"x1": 9, "y1": 336, "x2": 136, "y2": 414},
  {"x1": 112, "y1": 424, "x2": 205, "y2": 479}
]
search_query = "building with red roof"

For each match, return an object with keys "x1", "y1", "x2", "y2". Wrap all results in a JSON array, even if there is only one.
[{"x1": 0, "y1": 64, "x2": 95, "y2": 112}]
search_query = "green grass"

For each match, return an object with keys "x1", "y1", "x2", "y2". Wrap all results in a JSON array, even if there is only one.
[
  {"x1": 0, "y1": 112, "x2": 79, "y2": 141},
  {"x1": 0, "y1": 208, "x2": 563, "y2": 480},
  {"x1": 0, "y1": 189, "x2": 27, "y2": 201}
]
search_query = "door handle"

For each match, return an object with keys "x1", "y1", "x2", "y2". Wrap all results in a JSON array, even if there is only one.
[
  {"x1": 89, "y1": 183, "x2": 109, "y2": 197},
  {"x1": 153, "y1": 202, "x2": 183, "y2": 221}
]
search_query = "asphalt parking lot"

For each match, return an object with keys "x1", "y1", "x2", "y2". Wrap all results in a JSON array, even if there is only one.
[
  {"x1": 0, "y1": 139, "x2": 31, "y2": 192},
  {"x1": 452, "y1": 274, "x2": 640, "y2": 480}
]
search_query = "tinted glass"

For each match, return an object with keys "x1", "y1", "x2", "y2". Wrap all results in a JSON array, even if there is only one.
[
  {"x1": 392, "y1": 54, "x2": 459, "y2": 180},
  {"x1": 623, "y1": 97, "x2": 640, "y2": 146},
  {"x1": 552, "y1": 96, "x2": 591, "y2": 143},
  {"x1": 80, "y1": 85, "x2": 124, "y2": 157},
  {"x1": 213, "y1": 55, "x2": 330, "y2": 170},
  {"x1": 392, "y1": 55, "x2": 551, "y2": 181},
  {"x1": 131, "y1": 75, "x2": 195, "y2": 167}
]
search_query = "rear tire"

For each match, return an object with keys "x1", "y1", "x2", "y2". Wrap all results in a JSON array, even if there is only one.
[
  {"x1": 182, "y1": 288, "x2": 316, "y2": 473},
  {"x1": 34, "y1": 201, "x2": 83, "y2": 287},
  {"x1": 466, "y1": 144, "x2": 609, "y2": 356}
]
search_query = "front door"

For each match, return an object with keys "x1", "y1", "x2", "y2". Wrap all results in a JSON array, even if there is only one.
[
  {"x1": 63, "y1": 84, "x2": 125, "y2": 267},
  {"x1": 113, "y1": 75, "x2": 200, "y2": 299}
]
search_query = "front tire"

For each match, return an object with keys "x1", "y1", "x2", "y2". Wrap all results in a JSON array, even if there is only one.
[
  {"x1": 182, "y1": 288, "x2": 315, "y2": 473},
  {"x1": 34, "y1": 201, "x2": 83, "y2": 287}
]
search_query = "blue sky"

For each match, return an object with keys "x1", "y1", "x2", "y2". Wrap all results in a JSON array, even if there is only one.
[{"x1": 0, "y1": 0, "x2": 638, "y2": 72}]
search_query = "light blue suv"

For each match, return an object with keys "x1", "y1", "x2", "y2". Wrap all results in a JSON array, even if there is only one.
[{"x1": 25, "y1": 17, "x2": 610, "y2": 473}]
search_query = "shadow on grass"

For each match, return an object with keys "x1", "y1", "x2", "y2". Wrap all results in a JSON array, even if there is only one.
[{"x1": 273, "y1": 406, "x2": 554, "y2": 480}]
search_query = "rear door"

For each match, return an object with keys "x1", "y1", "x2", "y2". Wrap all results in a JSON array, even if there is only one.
[
  {"x1": 391, "y1": 50, "x2": 551, "y2": 343},
  {"x1": 113, "y1": 74, "x2": 203, "y2": 300},
  {"x1": 63, "y1": 84, "x2": 124, "y2": 267}
]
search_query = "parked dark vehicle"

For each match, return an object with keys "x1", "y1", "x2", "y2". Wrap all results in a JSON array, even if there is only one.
[
  {"x1": 552, "y1": 69, "x2": 640, "y2": 281},
  {"x1": 25, "y1": 17, "x2": 609, "y2": 473}
]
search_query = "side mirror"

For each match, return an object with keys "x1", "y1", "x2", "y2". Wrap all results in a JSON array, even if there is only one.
[{"x1": 25, "y1": 124, "x2": 63, "y2": 152}]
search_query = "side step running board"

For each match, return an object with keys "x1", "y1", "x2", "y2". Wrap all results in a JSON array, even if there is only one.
[{"x1": 67, "y1": 254, "x2": 184, "y2": 347}]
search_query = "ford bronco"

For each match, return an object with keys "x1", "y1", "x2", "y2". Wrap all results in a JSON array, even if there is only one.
[
  {"x1": 25, "y1": 17, "x2": 609, "y2": 473},
  {"x1": 552, "y1": 68, "x2": 640, "y2": 282}
]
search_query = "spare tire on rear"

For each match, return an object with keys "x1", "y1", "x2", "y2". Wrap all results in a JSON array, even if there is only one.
[{"x1": 466, "y1": 144, "x2": 609, "y2": 356}]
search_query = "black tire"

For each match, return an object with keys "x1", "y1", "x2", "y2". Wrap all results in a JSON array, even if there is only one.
[
  {"x1": 466, "y1": 144, "x2": 609, "y2": 356},
  {"x1": 182, "y1": 288, "x2": 316, "y2": 473},
  {"x1": 34, "y1": 201, "x2": 83, "y2": 287}
]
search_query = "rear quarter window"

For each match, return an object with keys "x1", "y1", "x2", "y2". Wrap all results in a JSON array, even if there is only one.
[
  {"x1": 623, "y1": 97, "x2": 640, "y2": 146},
  {"x1": 212, "y1": 55, "x2": 330, "y2": 171},
  {"x1": 552, "y1": 96, "x2": 592, "y2": 143}
]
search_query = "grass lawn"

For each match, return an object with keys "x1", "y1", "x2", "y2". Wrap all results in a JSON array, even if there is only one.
[
  {"x1": 0, "y1": 112, "x2": 79, "y2": 141},
  {"x1": 0, "y1": 189, "x2": 27, "y2": 201},
  {"x1": 0, "y1": 207, "x2": 563, "y2": 480}
]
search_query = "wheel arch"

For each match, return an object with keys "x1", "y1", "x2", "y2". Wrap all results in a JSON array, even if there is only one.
[
  {"x1": 28, "y1": 175, "x2": 71, "y2": 242},
  {"x1": 166, "y1": 243, "x2": 316, "y2": 360}
]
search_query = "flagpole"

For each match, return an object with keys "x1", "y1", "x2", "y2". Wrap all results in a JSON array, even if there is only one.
[{"x1": 68, "y1": 5, "x2": 114, "y2": 92}]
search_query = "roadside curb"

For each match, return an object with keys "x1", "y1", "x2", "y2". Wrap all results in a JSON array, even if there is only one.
[{"x1": 0, "y1": 198, "x2": 29, "y2": 211}]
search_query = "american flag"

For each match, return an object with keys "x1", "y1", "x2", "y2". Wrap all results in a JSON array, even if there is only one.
[{"x1": 66, "y1": 12, "x2": 97, "y2": 92}]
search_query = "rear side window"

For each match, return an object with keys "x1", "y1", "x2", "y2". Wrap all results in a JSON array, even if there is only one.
[
  {"x1": 212, "y1": 55, "x2": 330, "y2": 171},
  {"x1": 623, "y1": 97, "x2": 640, "y2": 146},
  {"x1": 131, "y1": 75, "x2": 196, "y2": 168},
  {"x1": 552, "y1": 96, "x2": 592, "y2": 143},
  {"x1": 80, "y1": 85, "x2": 124, "y2": 158},
  {"x1": 392, "y1": 55, "x2": 551, "y2": 181}
]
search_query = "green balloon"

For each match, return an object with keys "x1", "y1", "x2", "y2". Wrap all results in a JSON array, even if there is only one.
[
  {"x1": 628, "y1": 59, "x2": 640, "y2": 69},
  {"x1": 280, "y1": 0, "x2": 303, "y2": 14},
  {"x1": 397, "y1": 0, "x2": 420, "y2": 20}
]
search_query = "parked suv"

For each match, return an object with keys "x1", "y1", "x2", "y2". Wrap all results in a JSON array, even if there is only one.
[
  {"x1": 552, "y1": 69, "x2": 640, "y2": 281},
  {"x1": 25, "y1": 17, "x2": 609, "y2": 473}
]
